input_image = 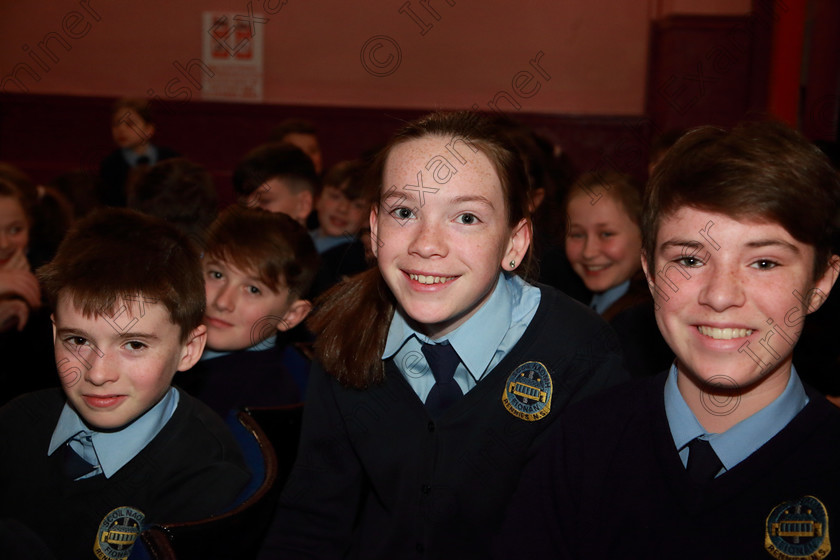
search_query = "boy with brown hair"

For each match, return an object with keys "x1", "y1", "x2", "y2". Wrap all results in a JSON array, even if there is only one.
[
  {"x1": 0, "y1": 209, "x2": 249, "y2": 559},
  {"x1": 181, "y1": 206, "x2": 319, "y2": 417},
  {"x1": 496, "y1": 121, "x2": 840, "y2": 559}
]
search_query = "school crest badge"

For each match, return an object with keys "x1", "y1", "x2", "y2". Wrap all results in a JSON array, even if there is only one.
[
  {"x1": 502, "y1": 361, "x2": 552, "y2": 421},
  {"x1": 94, "y1": 506, "x2": 145, "y2": 560},
  {"x1": 765, "y1": 496, "x2": 830, "y2": 559}
]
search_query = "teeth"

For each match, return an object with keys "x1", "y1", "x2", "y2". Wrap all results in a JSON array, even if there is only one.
[
  {"x1": 409, "y1": 273, "x2": 454, "y2": 285},
  {"x1": 697, "y1": 326, "x2": 753, "y2": 340}
]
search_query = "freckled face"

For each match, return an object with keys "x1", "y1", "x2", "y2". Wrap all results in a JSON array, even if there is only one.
[
  {"x1": 646, "y1": 208, "x2": 837, "y2": 398},
  {"x1": 370, "y1": 136, "x2": 529, "y2": 340},
  {"x1": 565, "y1": 193, "x2": 642, "y2": 293}
]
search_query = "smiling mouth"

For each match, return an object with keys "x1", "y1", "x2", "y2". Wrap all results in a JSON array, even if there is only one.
[
  {"x1": 83, "y1": 395, "x2": 126, "y2": 408},
  {"x1": 697, "y1": 326, "x2": 753, "y2": 340},
  {"x1": 205, "y1": 316, "x2": 233, "y2": 328},
  {"x1": 409, "y1": 273, "x2": 455, "y2": 285},
  {"x1": 583, "y1": 264, "x2": 611, "y2": 272}
]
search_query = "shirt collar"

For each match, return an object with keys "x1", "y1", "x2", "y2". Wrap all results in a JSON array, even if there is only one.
[
  {"x1": 201, "y1": 335, "x2": 277, "y2": 361},
  {"x1": 383, "y1": 273, "x2": 513, "y2": 381},
  {"x1": 589, "y1": 279, "x2": 630, "y2": 315},
  {"x1": 122, "y1": 145, "x2": 157, "y2": 167},
  {"x1": 48, "y1": 387, "x2": 179, "y2": 478},
  {"x1": 664, "y1": 364, "x2": 808, "y2": 471}
]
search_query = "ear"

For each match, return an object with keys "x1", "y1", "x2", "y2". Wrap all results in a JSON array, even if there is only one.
[
  {"x1": 51, "y1": 313, "x2": 56, "y2": 343},
  {"x1": 806, "y1": 254, "x2": 840, "y2": 314},
  {"x1": 295, "y1": 191, "x2": 314, "y2": 223},
  {"x1": 176, "y1": 324, "x2": 207, "y2": 372},
  {"x1": 276, "y1": 299, "x2": 313, "y2": 332},
  {"x1": 503, "y1": 218, "x2": 531, "y2": 271},
  {"x1": 640, "y1": 252, "x2": 656, "y2": 297},
  {"x1": 369, "y1": 205, "x2": 380, "y2": 258}
]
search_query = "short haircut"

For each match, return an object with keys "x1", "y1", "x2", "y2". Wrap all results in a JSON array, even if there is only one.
[
  {"x1": 38, "y1": 209, "x2": 205, "y2": 342},
  {"x1": 232, "y1": 143, "x2": 319, "y2": 198},
  {"x1": 269, "y1": 119, "x2": 318, "y2": 142},
  {"x1": 128, "y1": 158, "x2": 218, "y2": 243},
  {"x1": 565, "y1": 171, "x2": 642, "y2": 226},
  {"x1": 643, "y1": 120, "x2": 840, "y2": 280},
  {"x1": 321, "y1": 160, "x2": 367, "y2": 200},
  {"x1": 204, "y1": 206, "x2": 319, "y2": 299},
  {"x1": 112, "y1": 97, "x2": 154, "y2": 125}
]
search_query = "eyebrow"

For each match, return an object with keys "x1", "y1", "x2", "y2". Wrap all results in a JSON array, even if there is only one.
[
  {"x1": 743, "y1": 239, "x2": 800, "y2": 253},
  {"x1": 54, "y1": 327, "x2": 161, "y2": 342},
  {"x1": 658, "y1": 239, "x2": 705, "y2": 253},
  {"x1": 450, "y1": 195, "x2": 495, "y2": 210}
]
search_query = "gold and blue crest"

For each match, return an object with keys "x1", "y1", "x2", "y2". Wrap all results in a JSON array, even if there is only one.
[
  {"x1": 765, "y1": 495, "x2": 830, "y2": 559},
  {"x1": 94, "y1": 506, "x2": 145, "y2": 560},
  {"x1": 502, "y1": 361, "x2": 552, "y2": 421}
]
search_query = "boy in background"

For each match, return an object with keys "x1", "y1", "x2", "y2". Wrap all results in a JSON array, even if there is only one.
[
  {"x1": 99, "y1": 98, "x2": 179, "y2": 207},
  {"x1": 496, "y1": 121, "x2": 840, "y2": 558},
  {"x1": 0, "y1": 209, "x2": 249, "y2": 559},
  {"x1": 232, "y1": 143, "x2": 318, "y2": 226},
  {"x1": 269, "y1": 118, "x2": 323, "y2": 175},
  {"x1": 180, "y1": 207, "x2": 319, "y2": 417}
]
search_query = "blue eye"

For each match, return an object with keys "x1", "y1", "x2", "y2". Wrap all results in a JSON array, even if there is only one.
[{"x1": 456, "y1": 213, "x2": 479, "y2": 225}]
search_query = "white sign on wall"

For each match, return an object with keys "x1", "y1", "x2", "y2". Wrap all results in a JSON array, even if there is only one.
[{"x1": 201, "y1": 11, "x2": 264, "y2": 101}]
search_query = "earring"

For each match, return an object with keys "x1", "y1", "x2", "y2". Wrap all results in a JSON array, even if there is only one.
[{"x1": 509, "y1": 260, "x2": 516, "y2": 269}]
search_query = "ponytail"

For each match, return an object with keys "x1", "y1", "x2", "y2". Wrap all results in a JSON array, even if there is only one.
[{"x1": 307, "y1": 267, "x2": 396, "y2": 389}]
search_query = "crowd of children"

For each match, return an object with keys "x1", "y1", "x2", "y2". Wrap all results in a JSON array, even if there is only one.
[{"x1": 0, "y1": 98, "x2": 839, "y2": 559}]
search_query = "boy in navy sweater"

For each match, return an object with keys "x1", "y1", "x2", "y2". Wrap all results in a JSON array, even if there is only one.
[
  {"x1": 496, "y1": 121, "x2": 840, "y2": 559},
  {"x1": 180, "y1": 207, "x2": 319, "y2": 417},
  {"x1": 0, "y1": 209, "x2": 249, "y2": 559}
]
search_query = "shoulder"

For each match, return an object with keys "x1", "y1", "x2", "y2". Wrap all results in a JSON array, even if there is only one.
[
  {"x1": 162, "y1": 390, "x2": 245, "y2": 459},
  {"x1": 0, "y1": 388, "x2": 64, "y2": 430},
  {"x1": 531, "y1": 282, "x2": 620, "y2": 349}
]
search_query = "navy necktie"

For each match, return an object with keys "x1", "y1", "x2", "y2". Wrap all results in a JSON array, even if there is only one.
[
  {"x1": 62, "y1": 442, "x2": 94, "y2": 480},
  {"x1": 421, "y1": 341, "x2": 463, "y2": 418},
  {"x1": 686, "y1": 438, "x2": 723, "y2": 482}
]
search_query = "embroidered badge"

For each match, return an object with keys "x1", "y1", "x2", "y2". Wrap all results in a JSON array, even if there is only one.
[
  {"x1": 765, "y1": 495, "x2": 831, "y2": 559},
  {"x1": 94, "y1": 506, "x2": 145, "y2": 560},
  {"x1": 502, "y1": 361, "x2": 552, "y2": 421}
]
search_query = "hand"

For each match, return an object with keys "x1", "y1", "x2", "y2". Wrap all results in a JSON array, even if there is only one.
[
  {"x1": 0, "y1": 269, "x2": 41, "y2": 308},
  {"x1": 0, "y1": 249, "x2": 30, "y2": 272},
  {"x1": 0, "y1": 299, "x2": 30, "y2": 332}
]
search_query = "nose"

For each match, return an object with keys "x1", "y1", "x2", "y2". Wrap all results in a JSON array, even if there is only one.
[
  {"x1": 581, "y1": 235, "x2": 600, "y2": 260},
  {"x1": 83, "y1": 347, "x2": 118, "y2": 386},
  {"x1": 698, "y1": 263, "x2": 746, "y2": 311},
  {"x1": 211, "y1": 283, "x2": 236, "y2": 312},
  {"x1": 408, "y1": 216, "x2": 447, "y2": 259}
]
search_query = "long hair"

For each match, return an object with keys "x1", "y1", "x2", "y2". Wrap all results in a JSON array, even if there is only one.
[{"x1": 308, "y1": 111, "x2": 533, "y2": 389}]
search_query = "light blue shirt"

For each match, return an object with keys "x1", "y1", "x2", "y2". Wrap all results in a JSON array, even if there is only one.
[
  {"x1": 664, "y1": 364, "x2": 808, "y2": 476},
  {"x1": 589, "y1": 280, "x2": 630, "y2": 315},
  {"x1": 48, "y1": 387, "x2": 179, "y2": 479},
  {"x1": 122, "y1": 145, "x2": 158, "y2": 167},
  {"x1": 310, "y1": 230, "x2": 352, "y2": 254},
  {"x1": 382, "y1": 272, "x2": 541, "y2": 402},
  {"x1": 201, "y1": 334, "x2": 277, "y2": 361}
]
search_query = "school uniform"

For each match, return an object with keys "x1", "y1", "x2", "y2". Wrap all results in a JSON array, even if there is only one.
[
  {"x1": 0, "y1": 387, "x2": 250, "y2": 559},
  {"x1": 180, "y1": 336, "x2": 307, "y2": 418},
  {"x1": 263, "y1": 274, "x2": 627, "y2": 559},
  {"x1": 494, "y1": 368, "x2": 840, "y2": 559},
  {"x1": 99, "y1": 145, "x2": 179, "y2": 207}
]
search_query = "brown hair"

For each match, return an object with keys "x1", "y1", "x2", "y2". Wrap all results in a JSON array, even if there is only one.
[
  {"x1": 38, "y1": 208, "x2": 205, "y2": 342},
  {"x1": 308, "y1": 111, "x2": 533, "y2": 389},
  {"x1": 205, "y1": 206, "x2": 319, "y2": 299},
  {"x1": 565, "y1": 171, "x2": 643, "y2": 227},
  {"x1": 321, "y1": 160, "x2": 368, "y2": 200},
  {"x1": 112, "y1": 97, "x2": 154, "y2": 125},
  {"x1": 643, "y1": 120, "x2": 840, "y2": 280},
  {"x1": 232, "y1": 142, "x2": 319, "y2": 197}
]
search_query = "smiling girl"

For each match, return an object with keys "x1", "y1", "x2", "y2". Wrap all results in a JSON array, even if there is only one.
[
  {"x1": 564, "y1": 171, "x2": 649, "y2": 321},
  {"x1": 262, "y1": 112, "x2": 626, "y2": 558}
]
